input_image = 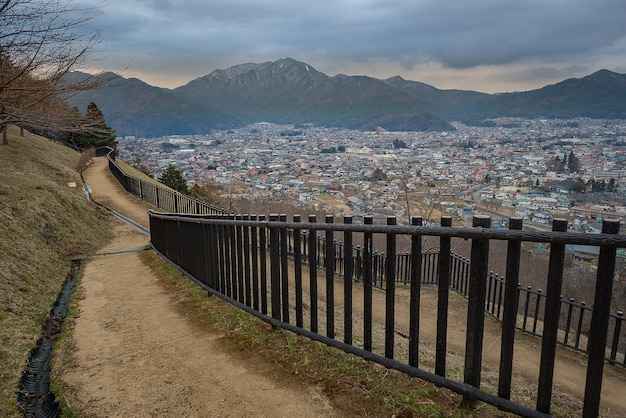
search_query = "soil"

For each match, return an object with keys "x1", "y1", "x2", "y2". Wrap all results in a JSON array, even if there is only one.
[{"x1": 58, "y1": 157, "x2": 626, "y2": 417}]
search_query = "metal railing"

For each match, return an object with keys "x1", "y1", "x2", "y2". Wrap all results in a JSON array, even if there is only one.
[
  {"x1": 101, "y1": 148, "x2": 626, "y2": 416},
  {"x1": 148, "y1": 212, "x2": 625, "y2": 417},
  {"x1": 105, "y1": 147, "x2": 228, "y2": 215},
  {"x1": 288, "y1": 227, "x2": 626, "y2": 365}
]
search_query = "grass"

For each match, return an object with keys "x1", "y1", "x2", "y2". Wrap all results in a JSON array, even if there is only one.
[{"x1": 0, "y1": 127, "x2": 110, "y2": 417}]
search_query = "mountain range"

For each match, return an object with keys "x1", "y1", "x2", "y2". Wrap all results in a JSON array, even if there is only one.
[{"x1": 68, "y1": 58, "x2": 626, "y2": 138}]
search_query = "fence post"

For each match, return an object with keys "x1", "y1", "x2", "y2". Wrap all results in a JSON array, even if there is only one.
[
  {"x1": 218, "y1": 215, "x2": 227, "y2": 295},
  {"x1": 325, "y1": 215, "x2": 335, "y2": 339},
  {"x1": 343, "y1": 216, "x2": 353, "y2": 345},
  {"x1": 236, "y1": 214, "x2": 244, "y2": 304},
  {"x1": 583, "y1": 219, "x2": 619, "y2": 418},
  {"x1": 205, "y1": 220, "x2": 217, "y2": 291},
  {"x1": 436, "y1": 216, "x2": 452, "y2": 376},
  {"x1": 251, "y1": 215, "x2": 260, "y2": 311},
  {"x1": 259, "y1": 215, "x2": 268, "y2": 315},
  {"x1": 280, "y1": 214, "x2": 290, "y2": 323},
  {"x1": 537, "y1": 218, "x2": 568, "y2": 414},
  {"x1": 269, "y1": 214, "x2": 281, "y2": 321},
  {"x1": 409, "y1": 216, "x2": 423, "y2": 367},
  {"x1": 243, "y1": 214, "x2": 252, "y2": 307},
  {"x1": 228, "y1": 214, "x2": 237, "y2": 300},
  {"x1": 363, "y1": 215, "x2": 373, "y2": 351},
  {"x1": 385, "y1": 216, "x2": 397, "y2": 359},
  {"x1": 462, "y1": 215, "x2": 491, "y2": 406},
  {"x1": 308, "y1": 215, "x2": 318, "y2": 333},
  {"x1": 293, "y1": 215, "x2": 303, "y2": 328},
  {"x1": 499, "y1": 217, "x2": 523, "y2": 399}
]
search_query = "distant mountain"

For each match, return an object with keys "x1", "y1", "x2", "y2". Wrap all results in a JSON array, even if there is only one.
[
  {"x1": 68, "y1": 73, "x2": 240, "y2": 137},
  {"x1": 385, "y1": 69, "x2": 626, "y2": 122},
  {"x1": 382, "y1": 76, "x2": 493, "y2": 121},
  {"x1": 487, "y1": 69, "x2": 626, "y2": 119},
  {"x1": 67, "y1": 60, "x2": 626, "y2": 137},
  {"x1": 173, "y1": 58, "x2": 453, "y2": 132}
]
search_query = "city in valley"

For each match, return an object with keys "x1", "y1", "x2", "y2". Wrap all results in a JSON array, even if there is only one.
[{"x1": 117, "y1": 118, "x2": 626, "y2": 235}]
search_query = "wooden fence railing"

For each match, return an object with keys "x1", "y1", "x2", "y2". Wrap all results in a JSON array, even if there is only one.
[
  {"x1": 102, "y1": 147, "x2": 626, "y2": 416},
  {"x1": 148, "y1": 211, "x2": 625, "y2": 417}
]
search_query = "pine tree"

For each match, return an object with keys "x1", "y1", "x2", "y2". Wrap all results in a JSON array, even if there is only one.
[
  {"x1": 608, "y1": 178, "x2": 617, "y2": 192},
  {"x1": 567, "y1": 151, "x2": 581, "y2": 173},
  {"x1": 158, "y1": 164, "x2": 189, "y2": 194},
  {"x1": 73, "y1": 102, "x2": 116, "y2": 149}
]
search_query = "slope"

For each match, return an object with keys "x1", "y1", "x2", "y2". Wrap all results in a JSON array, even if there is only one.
[{"x1": 0, "y1": 127, "x2": 110, "y2": 417}]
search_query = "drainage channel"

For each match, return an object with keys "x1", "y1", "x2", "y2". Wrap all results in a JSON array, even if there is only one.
[{"x1": 16, "y1": 259, "x2": 81, "y2": 418}]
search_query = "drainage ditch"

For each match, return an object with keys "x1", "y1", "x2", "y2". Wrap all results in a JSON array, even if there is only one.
[{"x1": 16, "y1": 259, "x2": 81, "y2": 418}]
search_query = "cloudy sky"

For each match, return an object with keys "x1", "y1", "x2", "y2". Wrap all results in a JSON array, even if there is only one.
[{"x1": 83, "y1": 0, "x2": 626, "y2": 93}]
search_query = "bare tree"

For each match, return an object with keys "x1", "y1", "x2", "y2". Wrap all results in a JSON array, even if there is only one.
[
  {"x1": 0, "y1": 0, "x2": 106, "y2": 144},
  {"x1": 395, "y1": 163, "x2": 446, "y2": 226}
]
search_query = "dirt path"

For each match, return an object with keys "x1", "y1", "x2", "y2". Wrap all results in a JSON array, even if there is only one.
[
  {"x1": 60, "y1": 158, "x2": 338, "y2": 417},
  {"x1": 61, "y1": 157, "x2": 626, "y2": 417}
]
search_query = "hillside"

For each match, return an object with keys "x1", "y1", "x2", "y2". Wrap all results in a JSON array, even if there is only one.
[{"x1": 0, "y1": 128, "x2": 110, "y2": 416}]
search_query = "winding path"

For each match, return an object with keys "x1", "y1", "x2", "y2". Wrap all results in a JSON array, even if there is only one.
[{"x1": 60, "y1": 157, "x2": 338, "y2": 417}]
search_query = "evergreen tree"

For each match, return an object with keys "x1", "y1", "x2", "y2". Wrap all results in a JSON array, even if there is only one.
[
  {"x1": 158, "y1": 164, "x2": 188, "y2": 194},
  {"x1": 590, "y1": 179, "x2": 601, "y2": 193},
  {"x1": 608, "y1": 178, "x2": 617, "y2": 192},
  {"x1": 73, "y1": 102, "x2": 116, "y2": 149},
  {"x1": 567, "y1": 151, "x2": 581, "y2": 173},
  {"x1": 393, "y1": 138, "x2": 407, "y2": 149}
]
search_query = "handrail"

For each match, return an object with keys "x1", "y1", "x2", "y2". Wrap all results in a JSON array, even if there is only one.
[
  {"x1": 147, "y1": 211, "x2": 624, "y2": 417},
  {"x1": 101, "y1": 147, "x2": 626, "y2": 416}
]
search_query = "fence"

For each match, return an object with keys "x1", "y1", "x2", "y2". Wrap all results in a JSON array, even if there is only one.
[
  {"x1": 105, "y1": 148, "x2": 228, "y2": 215},
  {"x1": 103, "y1": 148, "x2": 626, "y2": 417},
  {"x1": 293, "y1": 227, "x2": 626, "y2": 366}
]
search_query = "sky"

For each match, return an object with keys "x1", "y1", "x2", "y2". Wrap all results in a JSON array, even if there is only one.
[{"x1": 82, "y1": 0, "x2": 626, "y2": 94}]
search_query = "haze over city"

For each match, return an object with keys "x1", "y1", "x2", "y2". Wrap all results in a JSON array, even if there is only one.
[{"x1": 83, "y1": 0, "x2": 626, "y2": 93}]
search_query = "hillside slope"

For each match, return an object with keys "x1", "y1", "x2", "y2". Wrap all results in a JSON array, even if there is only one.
[{"x1": 0, "y1": 128, "x2": 110, "y2": 416}]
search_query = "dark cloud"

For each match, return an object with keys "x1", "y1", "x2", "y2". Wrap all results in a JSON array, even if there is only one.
[{"x1": 84, "y1": 0, "x2": 626, "y2": 91}]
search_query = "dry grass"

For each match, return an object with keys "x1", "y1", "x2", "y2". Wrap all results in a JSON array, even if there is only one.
[
  {"x1": 140, "y1": 250, "x2": 516, "y2": 417},
  {"x1": 0, "y1": 127, "x2": 110, "y2": 417}
]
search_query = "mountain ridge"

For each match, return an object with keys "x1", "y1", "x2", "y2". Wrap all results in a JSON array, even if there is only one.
[{"x1": 67, "y1": 59, "x2": 626, "y2": 137}]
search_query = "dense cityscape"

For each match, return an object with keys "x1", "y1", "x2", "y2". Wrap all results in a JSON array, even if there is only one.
[{"x1": 118, "y1": 118, "x2": 626, "y2": 232}]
